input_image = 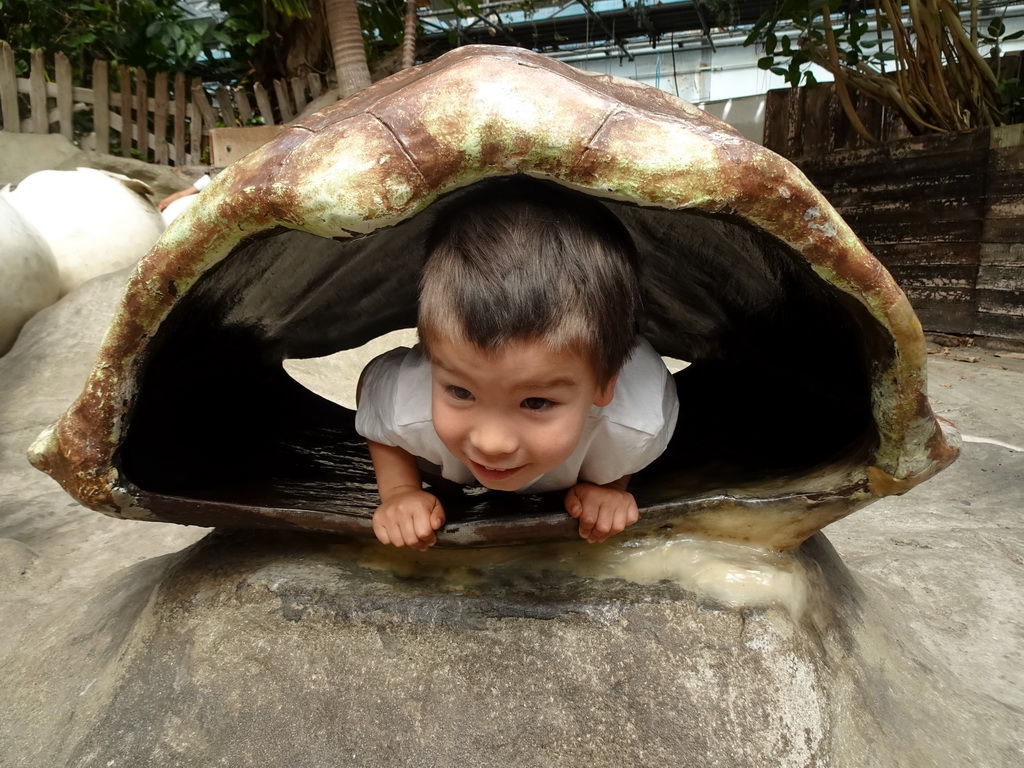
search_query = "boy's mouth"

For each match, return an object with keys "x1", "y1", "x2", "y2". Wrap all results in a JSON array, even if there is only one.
[{"x1": 470, "y1": 461, "x2": 525, "y2": 483}]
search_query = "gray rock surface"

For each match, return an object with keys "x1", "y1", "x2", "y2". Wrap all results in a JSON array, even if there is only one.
[
  {"x1": 1, "y1": 272, "x2": 1021, "y2": 767},
  {"x1": 0, "y1": 132, "x2": 198, "y2": 201},
  {"x1": 0, "y1": 133, "x2": 80, "y2": 186}
]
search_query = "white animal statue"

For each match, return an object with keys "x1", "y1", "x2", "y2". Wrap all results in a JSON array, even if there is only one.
[
  {"x1": 1, "y1": 168, "x2": 165, "y2": 296},
  {"x1": 0, "y1": 196, "x2": 60, "y2": 356}
]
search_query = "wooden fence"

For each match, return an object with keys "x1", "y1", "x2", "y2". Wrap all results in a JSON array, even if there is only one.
[
  {"x1": 765, "y1": 83, "x2": 1024, "y2": 345},
  {"x1": 0, "y1": 41, "x2": 334, "y2": 165}
]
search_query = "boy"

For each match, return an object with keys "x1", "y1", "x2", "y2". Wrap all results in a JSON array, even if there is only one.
[{"x1": 356, "y1": 179, "x2": 679, "y2": 550}]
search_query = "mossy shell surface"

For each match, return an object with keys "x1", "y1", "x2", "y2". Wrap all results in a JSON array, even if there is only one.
[{"x1": 29, "y1": 46, "x2": 959, "y2": 550}]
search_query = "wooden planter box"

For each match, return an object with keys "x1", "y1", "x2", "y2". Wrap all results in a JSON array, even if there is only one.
[{"x1": 764, "y1": 85, "x2": 1024, "y2": 345}]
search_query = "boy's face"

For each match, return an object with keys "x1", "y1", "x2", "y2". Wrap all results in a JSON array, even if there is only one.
[{"x1": 428, "y1": 336, "x2": 617, "y2": 491}]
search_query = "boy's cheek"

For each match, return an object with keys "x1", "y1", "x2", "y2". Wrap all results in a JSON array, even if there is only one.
[{"x1": 430, "y1": 404, "x2": 465, "y2": 446}]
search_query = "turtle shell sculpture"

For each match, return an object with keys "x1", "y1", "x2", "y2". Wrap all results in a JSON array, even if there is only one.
[{"x1": 29, "y1": 46, "x2": 959, "y2": 550}]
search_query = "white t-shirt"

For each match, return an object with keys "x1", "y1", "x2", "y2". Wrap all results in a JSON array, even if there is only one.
[{"x1": 355, "y1": 338, "x2": 679, "y2": 494}]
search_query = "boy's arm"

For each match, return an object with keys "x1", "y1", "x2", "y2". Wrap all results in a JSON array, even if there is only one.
[
  {"x1": 366, "y1": 441, "x2": 446, "y2": 551},
  {"x1": 358, "y1": 358, "x2": 445, "y2": 551},
  {"x1": 564, "y1": 475, "x2": 638, "y2": 544}
]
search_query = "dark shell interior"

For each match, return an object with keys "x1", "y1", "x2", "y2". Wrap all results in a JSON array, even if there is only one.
[{"x1": 117, "y1": 179, "x2": 887, "y2": 530}]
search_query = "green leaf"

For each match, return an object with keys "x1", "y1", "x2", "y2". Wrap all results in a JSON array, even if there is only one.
[
  {"x1": 989, "y1": 18, "x2": 1006, "y2": 38},
  {"x1": 758, "y1": 56, "x2": 775, "y2": 69},
  {"x1": 770, "y1": 66, "x2": 789, "y2": 77}
]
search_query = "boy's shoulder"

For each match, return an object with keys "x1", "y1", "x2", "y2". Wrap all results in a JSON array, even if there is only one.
[
  {"x1": 599, "y1": 337, "x2": 678, "y2": 438},
  {"x1": 361, "y1": 345, "x2": 433, "y2": 428}
]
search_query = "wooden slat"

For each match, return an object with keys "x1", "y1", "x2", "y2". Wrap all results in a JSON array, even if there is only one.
[
  {"x1": 290, "y1": 76, "x2": 307, "y2": 112},
  {"x1": 808, "y1": 159, "x2": 986, "y2": 194},
  {"x1": 982, "y1": 218, "x2": 1024, "y2": 244},
  {"x1": 15, "y1": 77, "x2": 146, "y2": 107},
  {"x1": 0, "y1": 41, "x2": 19, "y2": 132},
  {"x1": 273, "y1": 79, "x2": 293, "y2": 122},
  {"x1": 978, "y1": 266, "x2": 1024, "y2": 291},
  {"x1": 990, "y1": 123, "x2": 1024, "y2": 148},
  {"x1": 886, "y1": 264, "x2": 978, "y2": 288},
  {"x1": 92, "y1": 58, "x2": 109, "y2": 154},
  {"x1": 29, "y1": 49, "x2": 48, "y2": 133},
  {"x1": 765, "y1": 82, "x2": 913, "y2": 160},
  {"x1": 975, "y1": 311, "x2": 1024, "y2": 340},
  {"x1": 799, "y1": 129, "x2": 990, "y2": 172},
  {"x1": 119, "y1": 65, "x2": 132, "y2": 157},
  {"x1": 308, "y1": 73, "x2": 322, "y2": 99},
  {"x1": 803, "y1": 84, "x2": 837, "y2": 156},
  {"x1": 838, "y1": 204, "x2": 986, "y2": 231},
  {"x1": 189, "y1": 78, "x2": 204, "y2": 164},
  {"x1": 55, "y1": 52, "x2": 73, "y2": 139},
  {"x1": 192, "y1": 85, "x2": 217, "y2": 131},
  {"x1": 215, "y1": 84, "x2": 236, "y2": 127},
  {"x1": 153, "y1": 72, "x2": 169, "y2": 164},
  {"x1": 253, "y1": 82, "x2": 275, "y2": 125},
  {"x1": 981, "y1": 243, "x2": 1024, "y2": 266},
  {"x1": 871, "y1": 242, "x2": 980, "y2": 267},
  {"x1": 233, "y1": 86, "x2": 254, "y2": 124},
  {"x1": 845, "y1": 220, "x2": 985, "y2": 245},
  {"x1": 173, "y1": 72, "x2": 186, "y2": 165},
  {"x1": 915, "y1": 304, "x2": 976, "y2": 335},
  {"x1": 135, "y1": 67, "x2": 148, "y2": 158},
  {"x1": 977, "y1": 288, "x2": 1024, "y2": 314}
]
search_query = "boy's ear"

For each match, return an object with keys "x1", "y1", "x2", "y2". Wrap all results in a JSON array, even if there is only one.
[{"x1": 593, "y1": 374, "x2": 618, "y2": 407}]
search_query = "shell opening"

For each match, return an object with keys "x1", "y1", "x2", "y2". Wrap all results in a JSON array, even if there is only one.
[{"x1": 115, "y1": 180, "x2": 890, "y2": 541}]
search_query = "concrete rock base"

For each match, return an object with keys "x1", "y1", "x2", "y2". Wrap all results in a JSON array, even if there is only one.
[
  {"x1": 1, "y1": 271, "x2": 1022, "y2": 767},
  {"x1": 4, "y1": 529, "x2": 1019, "y2": 767}
]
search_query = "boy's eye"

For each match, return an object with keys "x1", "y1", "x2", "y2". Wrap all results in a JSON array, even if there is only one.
[
  {"x1": 446, "y1": 385, "x2": 473, "y2": 401},
  {"x1": 521, "y1": 397, "x2": 554, "y2": 412}
]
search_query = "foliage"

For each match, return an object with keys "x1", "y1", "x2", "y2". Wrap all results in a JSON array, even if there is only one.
[
  {"x1": 744, "y1": 0, "x2": 1024, "y2": 139},
  {"x1": 0, "y1": 0, "x2": 240, "y2": 80},
  {"x1": 1, "y1": 0, "x2": 441, "y2": 86}
]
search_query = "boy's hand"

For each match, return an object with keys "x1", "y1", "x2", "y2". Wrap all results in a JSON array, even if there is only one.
[
  {"x1": 564, "y1": 481, "x2": 639, "y2": 544},
  {"x1": 373, "y1": 487, "x2": 446, "y2": 551}
]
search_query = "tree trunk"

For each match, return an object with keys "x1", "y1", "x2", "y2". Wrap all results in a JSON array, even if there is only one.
[
  {"x1": 324, "y1": 0, "x2": 372, "y2": 98},
  {"x1": 401, "y1": 0, "x2": 418, "y2": 70}
]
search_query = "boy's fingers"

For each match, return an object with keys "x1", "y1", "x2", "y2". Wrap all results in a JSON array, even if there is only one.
[
  {"x1": 578, "y1": 506, "x2": 598, "y2": 539},
  {"x1": 372, "y1": 515, "x2": 391, "y2": 546},
  {"x1": 413, "y1": 509, "x2": 435, "y2": 542},
  {"x1": 398, "y1": 516, "x2": 424, "y2": 548},
  {"x1": 564, "y1": 487, "x2": 583, "y2": 518},
  {"x1": 430, "y1": 503, "x2": 446, "y2": 531},
  {"x1": 586, "y1": 510, "x2": 612, "y2": 543}
]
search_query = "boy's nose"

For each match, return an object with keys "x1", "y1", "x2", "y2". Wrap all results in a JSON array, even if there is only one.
[{"x1": 469, "y1": 421, "x2": 518, "y2": 457}]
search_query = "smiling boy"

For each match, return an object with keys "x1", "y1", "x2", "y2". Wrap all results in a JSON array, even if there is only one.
[{"x1": 356, "y1": 179, "x2": 679, "y2": 550}]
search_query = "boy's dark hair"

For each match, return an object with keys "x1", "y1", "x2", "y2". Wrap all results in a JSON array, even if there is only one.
[{"x1": 418, "y1": 178, "x2": 643, "y2": 385}]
